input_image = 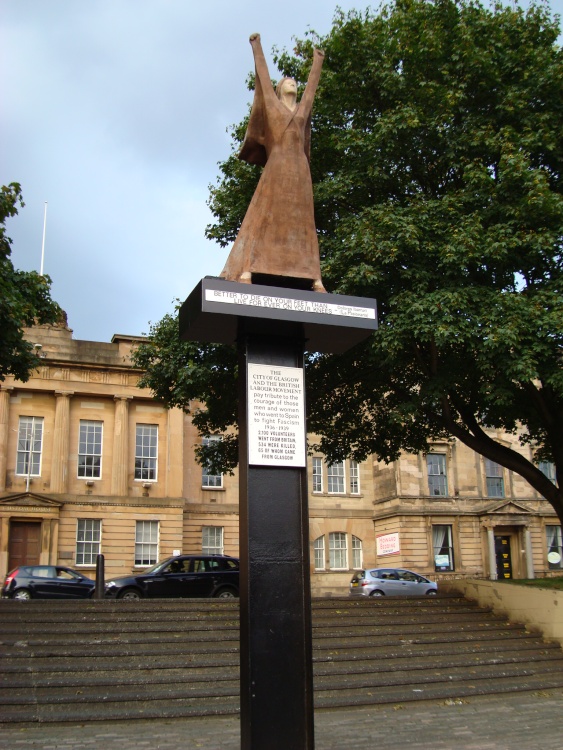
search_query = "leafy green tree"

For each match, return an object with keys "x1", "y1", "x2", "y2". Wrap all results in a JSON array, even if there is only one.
[
  {"x1": 0, "y1": 183, "x2": 62, "y2": 382},
  {"x1": 136, "y1": 1, "x2": 563, "y2": 522}
]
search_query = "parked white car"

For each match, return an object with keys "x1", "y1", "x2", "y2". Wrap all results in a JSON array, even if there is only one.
[{"x1": 350, "y1": 567, "x2": 438, "y2": 597}]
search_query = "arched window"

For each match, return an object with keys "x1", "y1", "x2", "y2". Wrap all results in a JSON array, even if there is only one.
[
  {"x1": 351, "y1": 535, "x2": 363, "y2": 569},
  {"x1": 329, "y1": 532, "x2": 348, "y2": 569},
  {"x1": 312, "y1": 458, "x2": 323, "y2": 492},
  {"x1": 314, "y1": 536, "x2": 325, "y2": 570}
]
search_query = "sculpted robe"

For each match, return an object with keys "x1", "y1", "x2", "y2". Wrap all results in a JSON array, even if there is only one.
[{"x1": 220, "y1": 34, "x2": 326, "y2": 292}]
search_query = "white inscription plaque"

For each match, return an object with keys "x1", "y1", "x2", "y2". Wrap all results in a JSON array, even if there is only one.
[
  {"x1": 206, "y1": 288, "x2": 376, "y2": 320},
  {"x1": 248, "y1": 363, "x2": 306, "y2": 466}
]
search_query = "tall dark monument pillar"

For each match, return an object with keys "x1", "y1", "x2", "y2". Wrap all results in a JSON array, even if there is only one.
[
  {"x1": 180, "y1": 279, "x2": 377, "y2": 749},
  {"x1": 180, "y1": 30, "x2": 376, "y2": 749},
  {"x1": 238, "y1": 327, "x2": 313, "y2": 747}
]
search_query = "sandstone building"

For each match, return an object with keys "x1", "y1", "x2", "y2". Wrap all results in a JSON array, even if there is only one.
[{"x1": 0, "y1": 322, "x2": 560, "y2": 594}]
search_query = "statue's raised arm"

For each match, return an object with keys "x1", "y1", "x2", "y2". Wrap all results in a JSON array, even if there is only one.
[
  {"x1": 297, "y1": 46, "x2": 324, "y2": 118},
  {"x1": 220, "y1": 34, "x2": 326, "y2": 292}
]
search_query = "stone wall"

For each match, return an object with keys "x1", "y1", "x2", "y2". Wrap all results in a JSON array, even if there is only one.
[{"x1": 441, "y1": 579, "x2": 563, "y2": 647}]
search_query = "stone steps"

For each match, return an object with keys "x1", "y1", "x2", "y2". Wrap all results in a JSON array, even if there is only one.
[
  {"x1": 1, "y1": 627, "x2": 508, "y2": 651},
  {"x1": 1, "y1": 639, "x2": 558, "y2": 678},
  {"x1": 2, "y1": 647, "x2": 560, "y2": 691},
  {"x1": 4, "y1": 655, "x2": 563, "y2": 698},
  {"x1": 0, "y1": 609, "x2": 497, "y2": 633},
  {"x1": 5, "y1": 660, "x2": 562, "y2": 709},
  {"x1": 0, "y1": 595, "x2": 561, "y2": 723}
]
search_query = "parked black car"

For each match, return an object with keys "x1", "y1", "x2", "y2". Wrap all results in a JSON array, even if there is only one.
[
  {"x1": 2, "y1": 565, "x2": 96, "y2": 600},
  {"x1": 104, "y1": 555, "x2": 240, "y2": 600}
]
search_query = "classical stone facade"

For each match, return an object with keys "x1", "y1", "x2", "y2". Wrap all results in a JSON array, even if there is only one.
[
  {"x1": 369, "y1": 439, "x2": 561, "y2": 585},
  {"x1": 0, "y1": 324, "x2": 186, "y2": 584},
  {"x1": 0, "y1": 323, "x2": 560, "y2": 595}
]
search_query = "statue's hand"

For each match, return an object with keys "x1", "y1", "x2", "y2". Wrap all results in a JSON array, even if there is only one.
[
  {"x1": 249, "y1": 33, "x2": 260, "y2": 43},
  {"x1": 314, "y1": 48, "x2": 325, "y2": 58}
]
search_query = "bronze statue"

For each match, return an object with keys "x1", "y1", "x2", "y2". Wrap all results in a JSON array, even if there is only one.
[{"x1": 220, "y1": 33, "x2": 326, "y2": 292}]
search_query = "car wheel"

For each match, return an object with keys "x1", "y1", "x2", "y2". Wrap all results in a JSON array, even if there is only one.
[
  {"x1": 369, "y1": 590, "x2": 385, "y2": 597},
  {"x1": 13, "y1": 589, "x2": 31, "y2": 600},
  {"x1": 213, "y1": 587, "x2": 238, "y2": 599},
  {"x1": 117, "y1": 588, "x2": 142, "y2": 600},
  {"x1": 426, "y1": 590, "x2": 438, "y2": 596}
]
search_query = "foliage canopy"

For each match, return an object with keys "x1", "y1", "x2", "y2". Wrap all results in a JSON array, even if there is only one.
[
  {"x1": 135, "y1": 1, "x2": 563, "y2": 520},
  {"x1": 0, "y1": 183, "x2": 61, "y2": 382}
]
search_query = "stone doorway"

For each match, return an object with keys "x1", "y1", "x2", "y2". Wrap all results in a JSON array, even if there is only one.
[
  {"x1": 495, "y1": 534, "x2": 513, "y2": 579},
  {"x1": 8, "y1": 521, "x2": 41, "y2": 570}
]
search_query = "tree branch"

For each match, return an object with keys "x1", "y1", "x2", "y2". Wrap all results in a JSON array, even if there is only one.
[{"x1": 439, "y1": 394, "x2": 563, "y2": 523}]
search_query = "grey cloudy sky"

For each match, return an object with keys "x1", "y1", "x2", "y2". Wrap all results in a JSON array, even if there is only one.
[
  {"x1": 2, "y1": 0, "x2": 370, "y2": 342},
  {"x1": 2, "y1": 1, "x2": 561, "y2": 343}
]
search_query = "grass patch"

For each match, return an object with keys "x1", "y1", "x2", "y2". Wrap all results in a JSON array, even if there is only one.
[{"x1": 506, "y1": 577, "x2": 563, "y2": 591}]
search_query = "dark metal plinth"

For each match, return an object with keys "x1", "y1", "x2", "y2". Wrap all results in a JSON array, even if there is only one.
[
  {"x1": 238, "y1": 328, "x2": 314, "y2": 750},
  {"x1": 179, "y1": 277, "x2": 378, "y2": 353}
]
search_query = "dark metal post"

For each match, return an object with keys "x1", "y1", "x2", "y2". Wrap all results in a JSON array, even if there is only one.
[
  {"x1": 179, "y1": 278, "x2": 377, "y2": 750},
  {"x1": 238, "y1": 327, "x2": 314, "y2": 750},
  {"x1": 94, "y1": 553, "x2": 105, "y2": 599}
]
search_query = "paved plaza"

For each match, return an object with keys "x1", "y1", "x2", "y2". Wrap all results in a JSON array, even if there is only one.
[{"x1": 1, "y1": 689, "x2": 562, "y2": 750}]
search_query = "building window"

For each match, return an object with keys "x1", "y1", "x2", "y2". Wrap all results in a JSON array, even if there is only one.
[
  {"x1": 352, "y1": 535, "x2": 363, "y2": 568},
  {"x1": 327, "y1": 462, "x2": 345, "y2": 494},
  {"x1": 202, "y1": 435, "x2": 223, "y2": 488},
  {"x1": 317, "y1": 533, "x2": 362, "y2": 570},
  {"x1": 485, "y1": 459, "x2": 504, "y2": 498},
  {"x1": 16, "y1": 416, "x2": 44, "y2": 476},
  {"x1": 134, "y1": 424, "x2": 158, "y2": 481},
  {"x1": 202, "y1": 526, "x2": 223, "y2": 555},
  {"x1": 329, "y1": 532, "x2": 348, "y2": 569},
  {"x1": 77, "y1": 421, "x2": 102, "y2": 479},
  {"x1": 314, "y1": 536, "x2": 325, "y2": 570},
  {"x1": 546, "y1": 526, "x2": 563, "y2": 570},
  {"x1": 427, "y1": 453, "x2": 447, "y2": 496},
  {"x1": 76, "y1": 519, "x2": 101, "y2": 566},
  {"x1": 312, "y1": 457, "x2": 323, "y2": 493},
  {"x1": 433, "y1": 525, "x2": 454, "y2": 571},
  {"x1": 349, "y1": 461, "x2": 360, "y2": 494},
  {"x1": 539, "y1": 462, "x2": 557, "y2": 484},
  {"x1": 135, "y1": 520, "x2": 159, "y2": 566}
]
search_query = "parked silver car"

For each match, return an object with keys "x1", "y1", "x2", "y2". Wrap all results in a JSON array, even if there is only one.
[{"x1": 350, "y1": 567, "x2": 438, "y2": 597}]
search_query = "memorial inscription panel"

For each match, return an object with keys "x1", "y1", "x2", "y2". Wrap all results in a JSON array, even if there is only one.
[
  {"x1": 206, "y1": 288, "x2": 376, "y2": 320},
  {"x1": 247, "y1": 363, "x2": 306, "y2": 467}
]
